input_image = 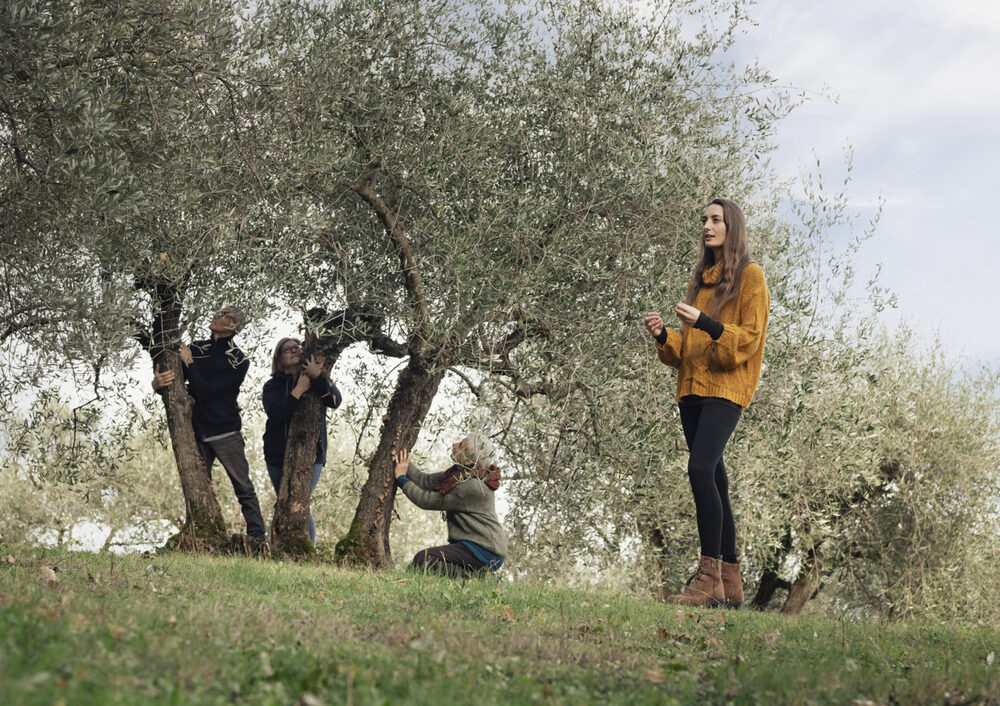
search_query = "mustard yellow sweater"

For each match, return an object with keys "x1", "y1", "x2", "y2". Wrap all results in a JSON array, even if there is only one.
[{"x1": 655, "y1": 261, "x2": 769, "y2": 408}]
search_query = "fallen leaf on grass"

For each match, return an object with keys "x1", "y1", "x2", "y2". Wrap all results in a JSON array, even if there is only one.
[{"x1": 40, "y1": 566, "x2": 58, "y2": 587}]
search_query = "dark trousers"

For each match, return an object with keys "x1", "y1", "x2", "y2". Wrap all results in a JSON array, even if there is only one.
[
  {"x1": 198, "y1": 434, "x2": 267, "y2": 541},
  {"x1": 410, "y1": 542, "x2": 487, "y2": 579},
  {"x1": 678, "y1": 400, "x2": 742, "y2": 560}
]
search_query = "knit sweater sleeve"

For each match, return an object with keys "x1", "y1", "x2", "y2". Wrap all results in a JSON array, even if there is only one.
[
  {"x1": 709, "y1": 263, "x2": 769, "y2": 371},
  {"x1": 654, "y1": 328, "x2": 683, "y2": 368},
  {"x1": 400, "y1": 479, "x2": 472, "y2": 511},
  {"x1": 404, "y1": 461, "x2": 447, "y2": 491}
]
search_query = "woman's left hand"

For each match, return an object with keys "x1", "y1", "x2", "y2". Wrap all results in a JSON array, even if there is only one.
[
  {"x1": 675, "y1": 302, "x2": 700, "y2": 326},
  {"x1": 392, "y1": 449, "x2": 410, "y2": 478},
  {"x1": 302, "y1": 356, "x2": 322, "y2": 379}
]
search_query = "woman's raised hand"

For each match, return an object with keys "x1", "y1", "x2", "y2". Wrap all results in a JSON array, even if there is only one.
[
  {"x1": 302, "y1": 355, "x2": 322, "y2": 379},
  {"x1": 675, "y1": 302, "x2": 700, "y2": 326},
  {"x1": 643, "y1": 312, "x2": 665, "y2": 337},
  {"x1": 392, "y1": 449, "x2": 410, "y2": 478}
]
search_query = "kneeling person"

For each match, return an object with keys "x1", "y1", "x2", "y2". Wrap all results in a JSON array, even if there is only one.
[{"x1": 393, "y1": 433, "x2": 507, "y2": 578}]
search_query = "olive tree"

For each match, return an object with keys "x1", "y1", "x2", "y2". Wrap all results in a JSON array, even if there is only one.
[
  {"x1": 1, "y1": 0, "x2": 286, "y2": 551},
  {"x1": 245, "y1": 0, "x2": 796, "y2": 565}
]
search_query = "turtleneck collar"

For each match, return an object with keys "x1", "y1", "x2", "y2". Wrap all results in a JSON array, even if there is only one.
[{"x1": 702, "y1": 261, "x2": 723, "y2": 285}]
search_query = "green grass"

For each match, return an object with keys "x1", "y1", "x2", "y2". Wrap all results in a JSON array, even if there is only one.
[{"x1": 1, "y1": 545, "x2": 997, "y2": 705}]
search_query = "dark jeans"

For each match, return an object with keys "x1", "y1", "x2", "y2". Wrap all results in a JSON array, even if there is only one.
[
  {"x1": 198, "y1": 434, "x2": 267, "y2": 541},
  {"x1": 410, "y1": 542, "x2": 487, "y2": 579},
  {"x1": 267, "y1": 462, "x2": 323, "y2": 543},
  {"x1": 678, "y1": 400, "x2": 742, "y2": 560}
]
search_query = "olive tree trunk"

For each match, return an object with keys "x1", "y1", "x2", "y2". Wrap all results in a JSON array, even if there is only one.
[
  {"x1": 148, "y1": 281, "x2": 229, "y2": 552},
  {"x1": 335, "y1": 360, "x2": 445, "y2": 567}
]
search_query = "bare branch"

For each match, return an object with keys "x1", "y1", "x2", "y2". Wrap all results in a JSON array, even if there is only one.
[
  {"x1": 446, "y1": 366, "x2": 482, "y2": 398},
  {"x1": 351, "y1": 160, "x2": 431, "y2": 350}
]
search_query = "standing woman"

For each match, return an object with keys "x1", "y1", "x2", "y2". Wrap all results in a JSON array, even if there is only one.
[
  {"x1": 262, "y1": 337, "x2": 342, "y2": 543},
  {"x1": 644, "y1": 198, "x2": 769, "y2": 608}
]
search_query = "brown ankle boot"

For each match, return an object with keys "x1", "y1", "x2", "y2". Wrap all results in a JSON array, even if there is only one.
[
  {"x1": 721, "y1": 560, "x2": 744, "y2": 609},
  {"x1": 667, "y1": 556, "x2": 724, "y2": 607}
]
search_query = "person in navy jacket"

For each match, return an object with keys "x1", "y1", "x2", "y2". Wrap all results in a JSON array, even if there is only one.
[
  {"x1": 153, "y1": 306, "x2": 267, "y2": 543},
  {"x1": 262, "y1": 337, "x2": 342, "y2": 543}
]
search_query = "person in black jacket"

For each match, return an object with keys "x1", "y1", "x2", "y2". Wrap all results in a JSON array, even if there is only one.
[
  {"x1": 152, "y1": 306, "x2": 267, "y2": 543},
  {"x1": 262, "y1": 337, "x2": 342, "y2": 543}
]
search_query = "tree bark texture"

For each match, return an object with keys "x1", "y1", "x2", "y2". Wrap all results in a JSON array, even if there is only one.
[
  {"x1": 270, "y1": 391, "x2": 324, "y2": 555},
  {"x1": 781, "y1": 550, "x2": 822, "y2": 615},
  {"x1": 750, "y1": 528, "x2": 793, "y2": 610},
  {"x1": 335, "y1": 361, "x2": 445, "y2": 567},
  {"x1": 749, "y1": 568, "x2": 789, "y2": 610},
  {"x1": 148, "y1": 282, "x2": 229, "y2": 552},
  {"x1": 638, "y1": 518, "x2": 673, "y2": 601}
]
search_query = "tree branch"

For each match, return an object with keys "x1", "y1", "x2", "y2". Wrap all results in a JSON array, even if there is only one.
[
  {"x1": 446, "y1": 366, "x2": 483, "y2": 398},
  {"x1": 350, "y1": 158, "x2": 431, "y2": 351}
]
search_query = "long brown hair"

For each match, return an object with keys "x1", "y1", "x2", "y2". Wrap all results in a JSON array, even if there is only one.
[{"x1": 684, "y1": 198, "x2": 751, "y2": 317}]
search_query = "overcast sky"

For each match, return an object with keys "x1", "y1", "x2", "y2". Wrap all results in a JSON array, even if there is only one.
[{"x1": 725, "y1": 0, "x2": 1000, "y2": 371}]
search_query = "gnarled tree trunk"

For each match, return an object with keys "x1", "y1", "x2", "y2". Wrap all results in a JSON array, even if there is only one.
[
  {"x1": 271, "y1": 390, "x2": 324, "y2": 555},
  {"x1": 781, "y1": 550, "x2": 822, "y2": 615},
  {"x1": 270, "y1": 307, "x2": 380, "y2": 555},
  {"x1": 148, "y1": 281, "x2": 229, "y2": 552},
  {"x1": 335, "y1": 359, "x2": 445, "y2": 567}
]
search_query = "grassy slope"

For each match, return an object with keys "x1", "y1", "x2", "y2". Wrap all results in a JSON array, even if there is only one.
[{"x1": 1, "y1": 546, "x2": 997, "y2": 705}]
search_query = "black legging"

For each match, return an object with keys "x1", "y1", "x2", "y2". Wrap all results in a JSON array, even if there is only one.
[{"x1": 678, "y1": 399, "x2": 742, "y2": 561}]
